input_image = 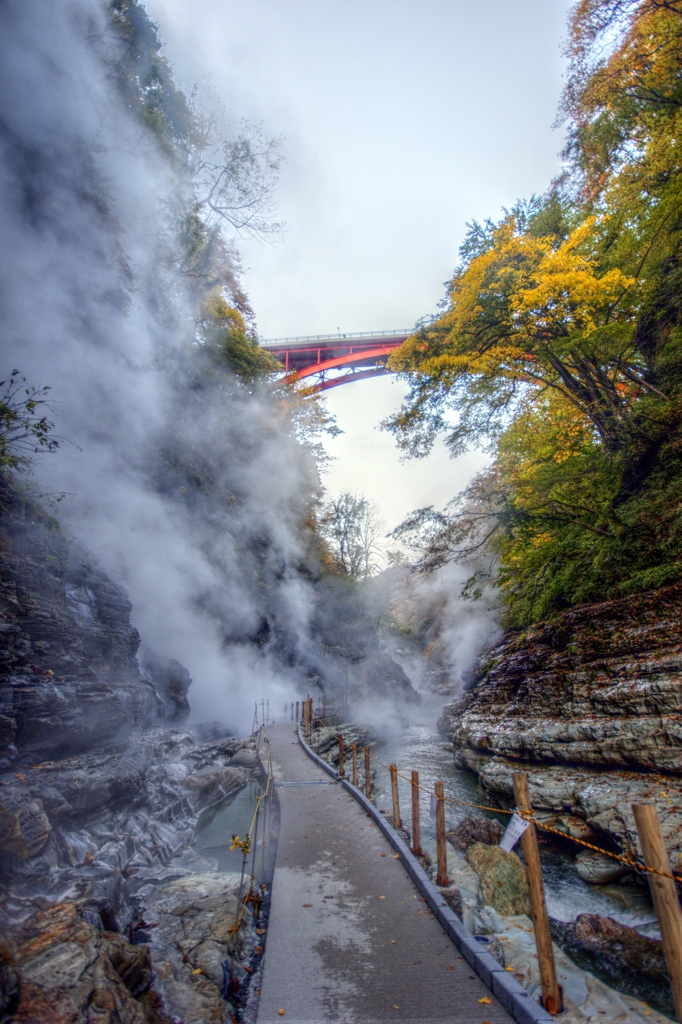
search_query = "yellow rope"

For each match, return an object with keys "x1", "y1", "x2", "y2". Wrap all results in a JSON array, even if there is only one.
[
  {"x1": 231, "y1": 733, "x2": 275, "y2": 935},
  {"x1": 362, "y1": 747, "x2": 682, "y2": 885}
]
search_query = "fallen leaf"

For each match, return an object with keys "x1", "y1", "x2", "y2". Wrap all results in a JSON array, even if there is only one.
[
  {"x1": 444, "y1": 965, "x2": 453, "y2": 970},
  {"x1": 506, "y1": 967, "x2": 514, "y2": 972},
  {"x1": 478, "y1": 997, "x2": 492, "y2": 1005},
  {"x1": 381, "y1": 853, "x2": 386, "y2": 857},
  {"x1": 393, "y1": 1005, "x2": 399, "y2": 1010},
  {"x1": 391, "y1": 940, "x2": 397, "y2": 944},
  {"x1": 379, "y1": 895, "x2": 386, "y2": 899},
  {"x1": 191, "y1": 968, "x2": 203, "y2": 975},
  {"x1": 302, "y1": 903, "x2": 312, "y2": 908},
  {"x1": 278, "y1": 1010, "x2": 286, "y2": 1016},
  {"x1": 393, "y1": 853, "x2": 400, "y2": 859}
]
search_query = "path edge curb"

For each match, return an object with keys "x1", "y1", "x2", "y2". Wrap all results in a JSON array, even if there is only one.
[{"x1": 297, "y1": 723, "x2": 554, "y2": 1024}]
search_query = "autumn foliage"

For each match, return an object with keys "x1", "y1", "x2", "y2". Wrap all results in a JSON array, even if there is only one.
[{"x1": 387, "y1": 0, "x2": 682, "y2": 624}]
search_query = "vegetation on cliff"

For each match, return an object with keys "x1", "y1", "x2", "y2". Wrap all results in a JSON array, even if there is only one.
[{"x1": 388, "y1": 0, "x2": 682, "y2": 625}]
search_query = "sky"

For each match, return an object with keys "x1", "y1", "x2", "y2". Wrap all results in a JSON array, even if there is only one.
[{"x1": 145, "y1": 0, "x2": 573, "y2": 534}]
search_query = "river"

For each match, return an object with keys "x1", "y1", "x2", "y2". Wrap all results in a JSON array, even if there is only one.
[{"x1": 373, "y1": 722, "x2": 658, "y2": 934}]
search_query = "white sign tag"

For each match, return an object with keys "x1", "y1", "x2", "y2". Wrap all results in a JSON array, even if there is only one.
[
  {"x1": 429, "y1": 794, "x2": 438, "y2": 820},
  {"x1": 499, "y1": 812, "x2": 530, "y2": 852}
]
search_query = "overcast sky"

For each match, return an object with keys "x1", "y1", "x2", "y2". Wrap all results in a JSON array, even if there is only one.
[{"x1": 145, "y1": 0, "x2": 573, "y2": 534}]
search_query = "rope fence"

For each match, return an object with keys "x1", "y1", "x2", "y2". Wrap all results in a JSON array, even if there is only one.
[
  {"x1": 366, "y1": 748, "x2": 682, "y2": 886},
  {"x1": 297, "y1": 693, "x2": 682, "y2": 1019},
  {"x1": 229, "y1": 731, "x2": 275, "y2": 937}
]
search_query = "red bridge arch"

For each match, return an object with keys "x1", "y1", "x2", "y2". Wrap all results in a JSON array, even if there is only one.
[{"x1": 261, "y1": 330, "x2": 410, "y2": 392}]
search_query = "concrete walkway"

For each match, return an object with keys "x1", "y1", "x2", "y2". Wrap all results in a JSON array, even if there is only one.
[{"x1": 257, "y1": 724, "x2": 513, "y2": 1024}]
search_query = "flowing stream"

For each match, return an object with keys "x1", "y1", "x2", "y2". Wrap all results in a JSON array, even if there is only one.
[{"x1": 373, "y1": 723, "x2": 657, "y2": 933}]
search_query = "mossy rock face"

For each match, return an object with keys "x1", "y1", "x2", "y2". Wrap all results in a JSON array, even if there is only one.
[{"x1": 465, "y1": 841, "x2": 530, "y2": 916}]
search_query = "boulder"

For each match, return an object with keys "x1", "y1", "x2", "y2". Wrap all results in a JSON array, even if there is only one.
[
  {"x1": 562, "y1": 914, "x2": 666, "y2": 978},
  {"x1": 550, "y1": 913, "x2": 672, "y2": 1016},
  {"x1": 446, "y1": 814, "x2": 503, "y2": 851},
  {"x1": 0, "y1": 795, "x2": 51, "y2": 858},
  {"x1": 227, "y1": 747, "x2": 259, "y2": 768},
  {"x1": 182, "y1": 766, "x2": 249, "y2": 809},
  {"x1": 465, "y1": 842, "x2": 530, "y2": 916},
  {"x1": 8, "y1": 901, "x2": 151, "y2": 1024},
  {"x1": 574, "y1": 850, "x2": 629, "y2": 884},
  {"x1": 143, "y1": 871, "x2": 256, "y2": 1021}
]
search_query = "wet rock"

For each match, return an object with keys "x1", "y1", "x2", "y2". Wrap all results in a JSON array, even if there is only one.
[
  {"x1": 442, "y1": 581, "x2": 682, "y2": 763},
  {"x1": 554, "y1": 914, "x2": 666, "y2": 979},
  {"x1": 227, "y1": 747, "x2": 259, "y2": 768},
  {"x1": 0, "y1": 794, "x2": 51, "y2": 858},
  {"x1": 0, "y1": 477, "x2": 192, "y2": 762},
  {"x1": 465, "y1": 842, "x2": 530, "y2": 916},
  {"x1": 142, "y1": 872, "x2": 256, "y2": 1023},
  {"x1": 446, "y1": 814, "x2": 503, "y2": 851},
  {"x1": 550, "y1": 914, "x2": 672, "y2": 1017},
  {"x1": 8, "y1": 901, "x2": 151, "y2": 1024},
  {"x1": 182, "y1": 765, "x2": 250, "y2": 809},
  {"x1": 502, "y1": 914, "x2": 672, "y2": 1023},
  {"x1": 138, "y1": 648, "x2": 191, "y2": 724},
  {"x1": 574, "y1": 850, "x2": 629, "y2": 884},
  {"x1": 0, "y1": 937, "x2": 19, "y2": 1019},
  {"x1": 101, "y1": 932, "x2": 153, "y2": 998},
  {"x1": 456, "y1": 753, "x2": 682, "y2": 875}
]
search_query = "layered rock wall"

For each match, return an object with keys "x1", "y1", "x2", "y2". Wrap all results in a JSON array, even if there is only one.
[
  {"x1": 440, "y1": 583, "x2": 682, "y2": 867},
  {"x1": 441, "y1": 582, "x2": 682, "y2": 773},
  {"x1": 0, "y1": 479, "x2": 189, "y2": 766}
]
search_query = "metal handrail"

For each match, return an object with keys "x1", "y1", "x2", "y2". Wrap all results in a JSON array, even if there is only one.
[{"x1": 260, "y1": 329, "x2": 412, "y2": 347}]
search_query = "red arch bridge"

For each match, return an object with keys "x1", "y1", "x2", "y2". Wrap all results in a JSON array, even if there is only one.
[{"x1": 261, "y1": 330, "x2": 411, "y2": 392}]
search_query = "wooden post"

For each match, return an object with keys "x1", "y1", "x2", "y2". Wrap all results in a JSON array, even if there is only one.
[
  {"x1": 513, "y1": 772, "x2": 562, "y2": 1015},
  {"x1": 435, "y1": 781, "x2": 449, "y2": 886},
  {"x1": 633, "y1": 802, "x2": 682, "y2": 1023},
  {"x1": 351, "y1": 743, "x2": 358, "y2": 787},
  {"x1": 365, "y1": 746, "x2": 371, "y2": 798},
  {"x1": 411, "y1": 770, "x2": 421, "y2": 856},
  {"x1": 390, "y1": 764, "x2": 401, "y2": 828},
  {"x1": 337, "y1": 734, "x2": 345, "y2": 777}
]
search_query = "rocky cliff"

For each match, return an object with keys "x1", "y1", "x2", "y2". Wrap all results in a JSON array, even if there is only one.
[
  {"x1": 439, "y1": 582, "x2": 682, "y2": 876},
  {"x1": 0, "y1": 478, "x2": 190, "y2": 768},
  {"x1": 0, "y1": 479, "x2": 269, "y2": 1023}
]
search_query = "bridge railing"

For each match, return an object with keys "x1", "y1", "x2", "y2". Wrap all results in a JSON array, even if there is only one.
[{"x1": 260, "y1": 328, "x2": 412, "y2": 347}]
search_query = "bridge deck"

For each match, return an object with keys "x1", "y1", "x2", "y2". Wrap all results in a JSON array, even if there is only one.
[{"x1": 257, "y1": 724, "x2": 512, "y2": 1024}]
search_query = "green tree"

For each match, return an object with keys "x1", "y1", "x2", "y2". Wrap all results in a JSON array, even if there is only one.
[{"x1": 385, "y1": 0, "x2": 682, "y2": 623}]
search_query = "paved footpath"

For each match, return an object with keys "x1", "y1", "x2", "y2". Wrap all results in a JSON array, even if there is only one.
[{"x1": 257, "y1": 724, "x2": 513, "y2": 1024}]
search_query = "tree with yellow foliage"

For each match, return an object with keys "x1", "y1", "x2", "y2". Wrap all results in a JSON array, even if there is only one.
[{"x1": 387, "y1": 0, "x2": 682, "y2": 623}]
